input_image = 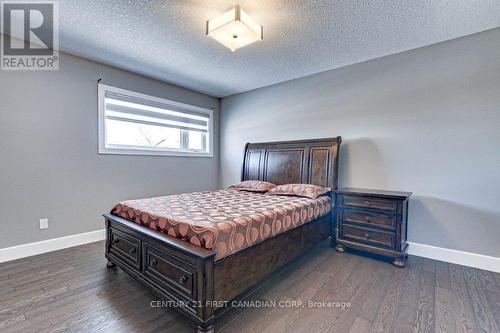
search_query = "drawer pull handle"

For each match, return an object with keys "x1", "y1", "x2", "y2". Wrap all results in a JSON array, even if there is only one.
[
  {"x1": 179, "y1": 275, "x2": 188, "y2": 284},
  {"x1": 151, "y1": 259, "x2": 158, "y2": 266},
  {"x1": 365, "y1": 233, "x2": 371, "y2": 240},
  {"x1": 129, "y1": 248, "x2": 136, "y2": 255},
  {"x1": 112, "y1": 238, "x2": 119, "y2": 244}
]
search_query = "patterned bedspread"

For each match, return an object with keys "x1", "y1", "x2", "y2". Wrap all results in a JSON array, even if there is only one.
[{"x1": 111, "y1": 190, "x2": 331, "y2": 260}]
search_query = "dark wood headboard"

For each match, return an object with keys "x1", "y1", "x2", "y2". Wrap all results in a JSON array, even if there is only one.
[{"x1": 241, "y1": 137, "x2": 342, "y2": 190}]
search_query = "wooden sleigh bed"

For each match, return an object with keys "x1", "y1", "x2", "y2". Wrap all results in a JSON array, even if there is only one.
[{"x1": 104, "y1": 137, "x2": 342, "y2": 333}]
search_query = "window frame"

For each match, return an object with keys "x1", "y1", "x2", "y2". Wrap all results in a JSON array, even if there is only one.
[{"x1": 98, "y1": 84, "x2": 214, "y2": 157}]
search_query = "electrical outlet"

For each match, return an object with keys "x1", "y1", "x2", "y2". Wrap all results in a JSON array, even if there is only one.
[{"x1": 40, "y1": 218, "x2": 49, "y2": 229}]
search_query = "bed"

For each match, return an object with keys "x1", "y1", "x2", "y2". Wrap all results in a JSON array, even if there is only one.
[{"x1": 104, "y1": 137, "x2": 342, "y2": 333}]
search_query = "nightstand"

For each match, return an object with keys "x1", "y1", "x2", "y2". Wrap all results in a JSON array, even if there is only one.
[{"x1": 334, "y1": 188, "x2": 412, "y2": 267}]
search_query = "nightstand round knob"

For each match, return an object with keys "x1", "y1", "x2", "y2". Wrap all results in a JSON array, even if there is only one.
[
  {"x1": 129, "y1": 248, "x2": 136, "y2": 255},
  {"x1": 365, "y1": 233, "x2": 371, "y2": 240},
  {"x1": 151, "y1": 259, "x2": 158, "y2": 266},
  {"x1": 179, "y1": 275, "x2": 188, "y2": 284}
]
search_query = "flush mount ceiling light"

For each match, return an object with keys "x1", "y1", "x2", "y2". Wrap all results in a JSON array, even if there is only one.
[{"x1": 206, "y1": 5, "x2": 263, "y2": 52}]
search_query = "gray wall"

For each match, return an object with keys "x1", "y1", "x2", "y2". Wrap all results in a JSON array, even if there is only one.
[
  {"x1": 220, "y1": 28, "x2": 500, "y2": 257},
  {"x1": 0, "y1": 52, "x2": 219, "y2": 248}
]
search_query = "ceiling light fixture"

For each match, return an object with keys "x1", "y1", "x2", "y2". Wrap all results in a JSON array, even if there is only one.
[{"x1": 206, "y1": 5, "x2": 263, "y2": 52}]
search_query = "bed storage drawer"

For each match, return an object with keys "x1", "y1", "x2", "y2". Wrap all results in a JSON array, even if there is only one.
[
  {"x1": 339, "y1": 224, "x2": 395, "y2": 250},
  {"x1": 108, "y1": 228, "x2": 141, "y2": 269},
  {"x1": 341, "y1": 209, "x2": 396, "y2": 231},
  {"x1": 143, "y1": 243, "x2": 196, "y2": 300},
  {"x1": 341, "y1": 195, "x2": 396, "y2": 212}
]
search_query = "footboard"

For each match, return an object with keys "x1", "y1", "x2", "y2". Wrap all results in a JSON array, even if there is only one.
[{"x1": 104, "y1": 214, "x2": 217, "y2": 332}]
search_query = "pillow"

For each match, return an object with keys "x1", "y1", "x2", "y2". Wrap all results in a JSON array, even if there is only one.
[
  {"x1": 267, "y1": 184, "x2": 331, "y2": 199},
  {"x1": 228, "y1": 180, "x2": 277, "y2": 193}
]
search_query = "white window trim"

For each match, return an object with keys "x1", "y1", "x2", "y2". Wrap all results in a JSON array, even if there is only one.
[{"x1": 98, "y1": 84, "x2": 214, "y2": 157}]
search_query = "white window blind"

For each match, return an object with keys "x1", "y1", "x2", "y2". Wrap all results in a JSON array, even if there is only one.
[{"x1": 98, "y1": 84, "x2": 213, "y2": 157}]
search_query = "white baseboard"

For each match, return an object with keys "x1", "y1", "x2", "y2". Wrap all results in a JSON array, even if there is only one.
[
  {"x1": 1, "y1": 232, "x2": 499, "y2": 273},
  {"x1": 408, "y1": 241, "x2": 500, "y2": 273},
  {"x1": 0, "y1": 229, "x2": 106, "y2": 264}
]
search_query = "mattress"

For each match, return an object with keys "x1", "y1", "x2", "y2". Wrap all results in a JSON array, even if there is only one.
[{"x1": 111, "y1": 190, "x2": 331, "y2": 260}]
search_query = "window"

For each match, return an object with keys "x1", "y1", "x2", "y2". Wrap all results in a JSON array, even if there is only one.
[{"x1": 98, "y1": 84, "x2": 213, "y2": 157}]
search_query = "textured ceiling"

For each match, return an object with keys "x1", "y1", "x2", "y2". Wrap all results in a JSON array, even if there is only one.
[{"x1": 49, "y1": 1, "x2": 500, "y2": 96}]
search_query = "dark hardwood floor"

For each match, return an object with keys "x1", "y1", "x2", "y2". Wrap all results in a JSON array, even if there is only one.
[{"x1": 1, "y1": 241, "x2": 498, "y2": 333}]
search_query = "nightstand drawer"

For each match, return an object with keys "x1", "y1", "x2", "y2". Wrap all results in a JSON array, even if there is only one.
[
  {"x1": 341, "y1": 195, "x2": 397, "y2": 212},
  {"x1": 341, "y1": 209, "x2": 396, "y2": 231},
  {"x1": 339, "y1": 224, "x2": 395, "y2": 249}
]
